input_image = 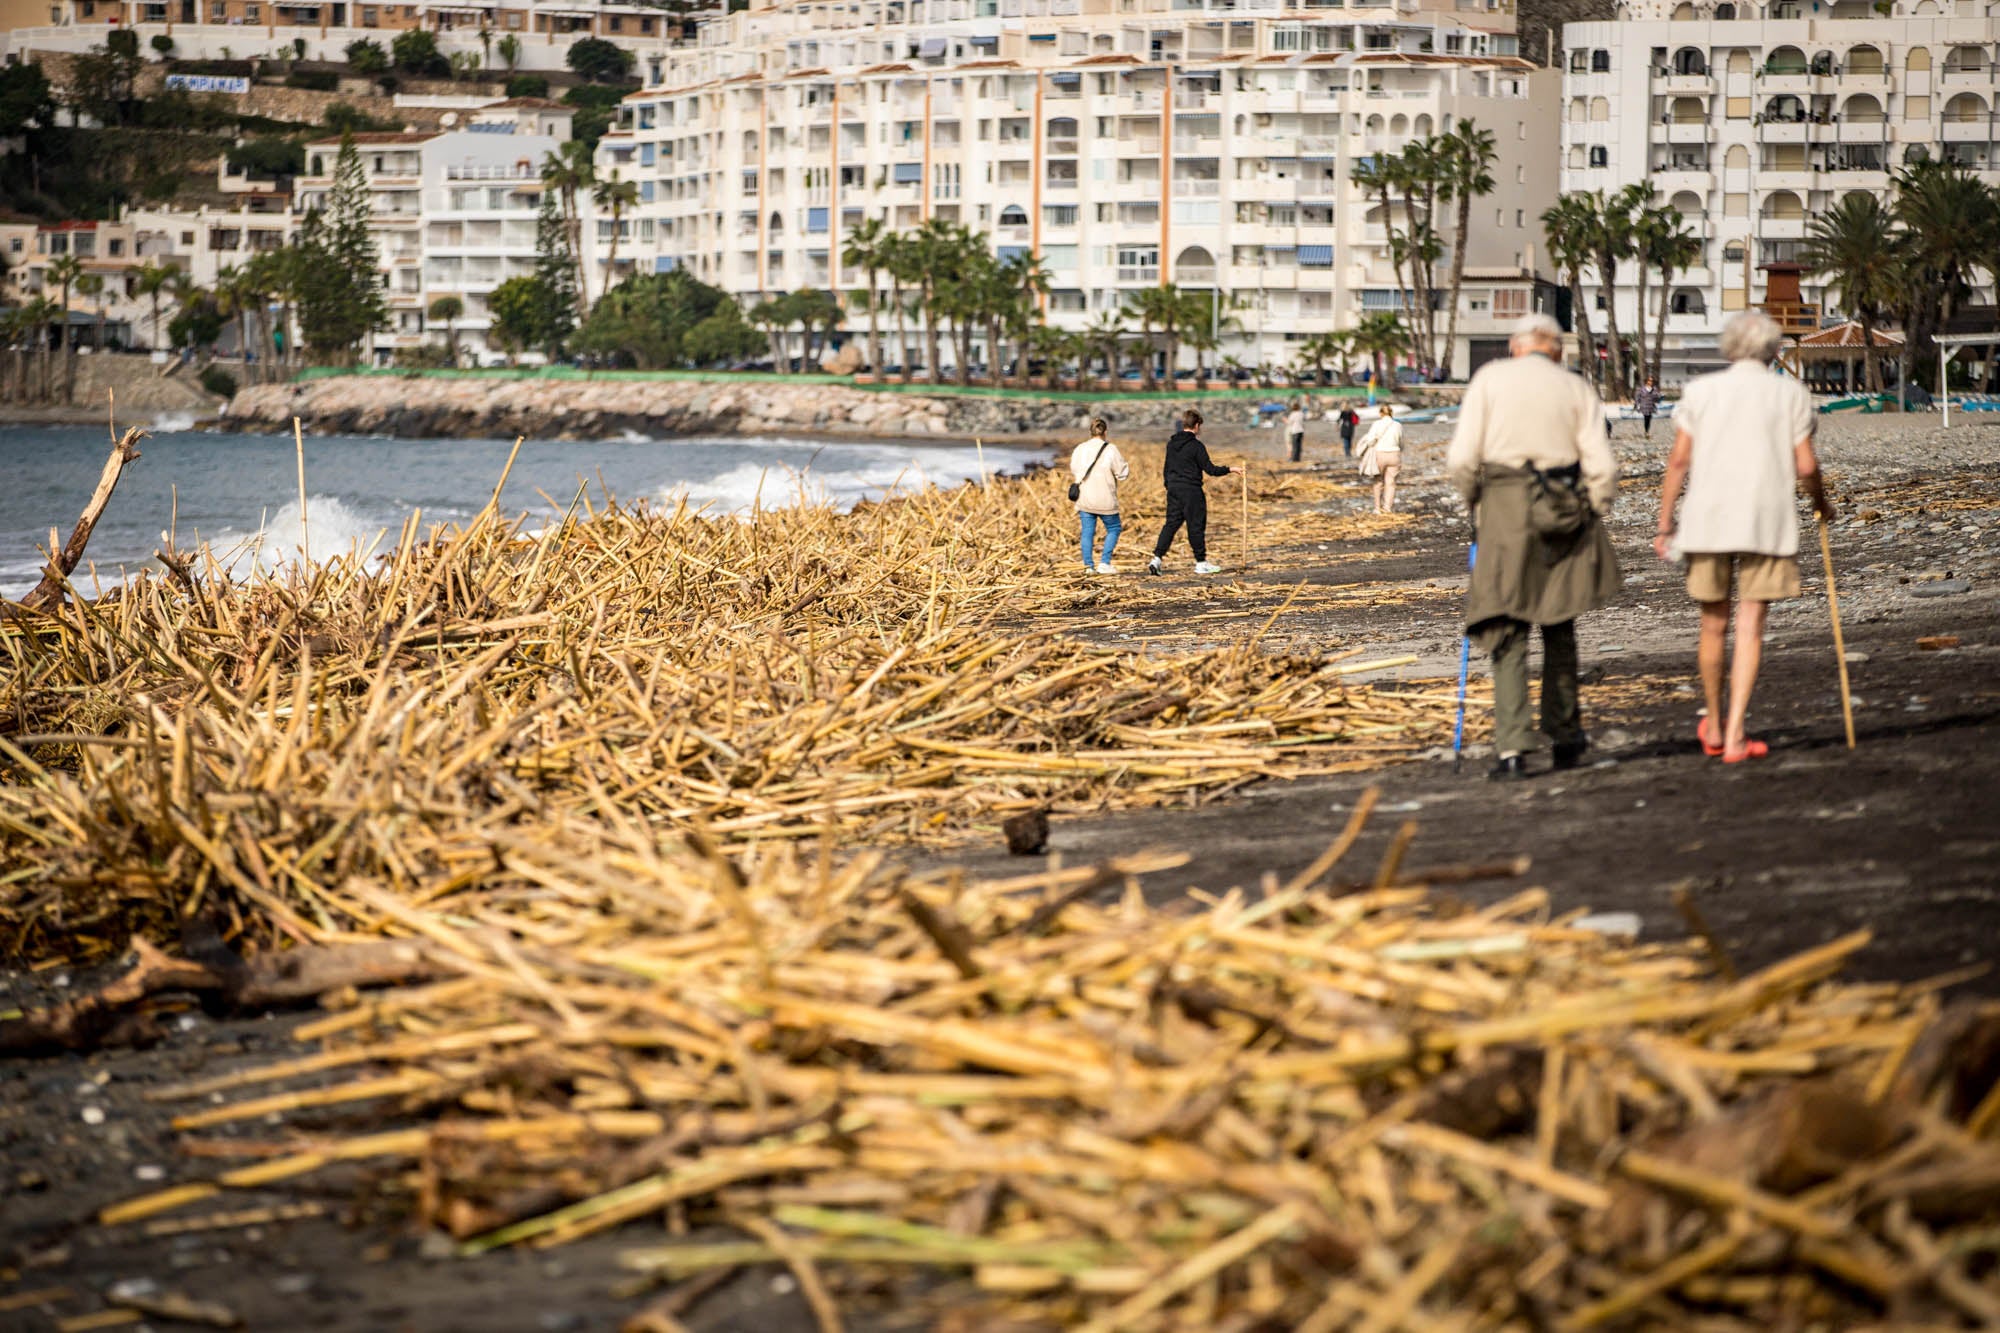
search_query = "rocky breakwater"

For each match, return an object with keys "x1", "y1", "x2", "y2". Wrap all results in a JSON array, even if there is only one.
[{"x1": 224, "y1": 375, "x2": 1178, "y2": 441}]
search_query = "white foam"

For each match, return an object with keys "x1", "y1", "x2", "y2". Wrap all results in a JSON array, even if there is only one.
[
  {"x1": 150, "y1": 411, "x2": 199, "y2": 433},
  {"x1": 208, "y1": 494, "x2": 387, "y2": 579},
  {"x1": 614, "y1": 428, "x2": 656, "y2": 445},
  {"x1": 655, "y1": 448, "x2": 996, "y2": 518}
]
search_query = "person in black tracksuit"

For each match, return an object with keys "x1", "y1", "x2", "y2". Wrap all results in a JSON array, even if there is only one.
[{"x1": 1147, "y1": 408, "x2": 1239, "y2": 575}]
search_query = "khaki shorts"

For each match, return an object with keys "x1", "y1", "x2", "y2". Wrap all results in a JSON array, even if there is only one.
[{"x1": 1686, "y1": 552, "x2": 1801, "y2": 604}]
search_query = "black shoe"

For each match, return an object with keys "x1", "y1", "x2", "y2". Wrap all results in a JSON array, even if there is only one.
[
  {"x1": 1487, "y1": 755, "x2": 1527, "y2": 782},
  {"x1": 1552, "y1": 737, "x2": 1590, "y2": 770}
]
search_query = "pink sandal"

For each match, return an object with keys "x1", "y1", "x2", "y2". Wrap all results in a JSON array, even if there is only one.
[
  {"x1": 1722, "y1": 739, "x2": 1770, "y2": 764},
  {"x1": 1696, "y1": 717, "x2": 1725, "y2": 758}
]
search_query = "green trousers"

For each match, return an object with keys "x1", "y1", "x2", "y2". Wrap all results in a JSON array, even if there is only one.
[{"x1": 1488, "y1": 618, "x2": 1582, "y2": 757}]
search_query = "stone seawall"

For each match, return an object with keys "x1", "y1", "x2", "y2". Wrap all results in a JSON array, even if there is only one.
[{"x1": 224, "y1": 375, "x2": 1208, "y2": 442}]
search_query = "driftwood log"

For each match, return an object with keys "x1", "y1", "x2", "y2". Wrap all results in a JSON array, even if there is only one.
[
  {"x1": 3, "y1": 424, "x2": 145, "y2": 617},
  {"x1": 0, "y1": 935, "x2": 447, "y2": 1056}
]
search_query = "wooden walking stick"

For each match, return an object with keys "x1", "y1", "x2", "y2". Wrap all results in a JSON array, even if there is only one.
[
  {"x1": 1818, "y1": 517, "x2": 1856, "y2": 750},
  {"x1": 1240, "y1": 463, "x2": 1249, "y2": 568}
]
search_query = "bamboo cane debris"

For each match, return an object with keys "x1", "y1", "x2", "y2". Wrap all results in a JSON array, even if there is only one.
[
  {"x1": 56, "y1": 798, "x2": 1995, "y2": 1331},
  {"x1": 3, "y1": 443, "x2": 1996, "y2": 1330}
]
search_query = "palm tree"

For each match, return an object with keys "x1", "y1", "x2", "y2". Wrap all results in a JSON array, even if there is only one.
[
  {"x1": 76, "y1": 272, "x2": 107, "y2": 353},
  {"x1": 24, "y1": 296, "x2": 61, "y2": 401},
  {"x1": 1397, "y1": 137, "x2": 1444, "y2": 370},
  {"x1": 1352, "y1": 153, "x2": 1414, "y2": 352},
  {"x1": 1436, "y1": 121, "x2": 1497, "y2": 380},
  {"x1": 1130, "y1": 283, "x2": 1193, "y2": 388},
  {"x1": 428, "y1": 294, "x2": 465, "y2": 365},
  {"x1": 840, "y1": 215, "x2": 888, "y2": 375},
  {"x1": 1298, "y1": 330, "x2": 1344, "y2": 386},
  {"x1": 1892, "y1": 159, "x2": 1991, "y2": 401},
  {"x1": 246, "y1": 248, "x2": 295, "y2": 379},
  {"x1": 46, "y1": 253, "x2": 82, "y2": 402},
  {"x1": 908, "y1": 218, "x2": 966, "y2": 383},
  {"x1": 999, "y1": 249, "x2": 1051, "y2": 384},
  {"x1": 496, "y1": 32, "x2": 520, "y2": 72},
  {"x1": 1643, "y1": 212, "x2": 1703, "y2": 385},
  {"x1": 1541, "y1": 194, "x2": 1602, "y2": 387},
  {"x1": 1587, "y1": 184, "x2": 1648, "y2": 399},
  {"x1": 749, "y1": 296, "x2": 790, "y2": 373},
  {"x1": 132, "y1": 262, "x2": 175, "y2": 353},
  {"x1": 591, "y1": 169, "x2": 640, "y2": 294},
  {"x1": 880, "y1": 231, "x2": 914, "y2": 383},
  {"x1": 541, "y1": 142, "x2": 595, "y2": 314},
  {"x1": 214, "y1": 264, "x2": 255, "y2": 371},
  {"x1": 1083, "y1": 310, "x2": 1126, "y2": 386},
  {"x1": 1351, "y1": 310, "x2": 1408, "y2": 393}
]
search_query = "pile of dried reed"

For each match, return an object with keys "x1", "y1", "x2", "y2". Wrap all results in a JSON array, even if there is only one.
[{"x1": 87, "y1": 793, "x2": 2000, "y2": 1332}]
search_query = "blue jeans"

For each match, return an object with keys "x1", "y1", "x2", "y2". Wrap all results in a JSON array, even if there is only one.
[{"x1": 1080, "y1": 511, "x2": 1121, "y2": 568}]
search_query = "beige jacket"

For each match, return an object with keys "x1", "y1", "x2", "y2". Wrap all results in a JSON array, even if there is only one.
[
  {"x1": 1070, "y1": 437, "x2": 1130, "y2": 515},
  {"x1": 1446, "y1": 353, "x2": 1618, "y2": 513}
]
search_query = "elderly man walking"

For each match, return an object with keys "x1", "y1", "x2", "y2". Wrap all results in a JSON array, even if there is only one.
[
  {"x1": 1447, "y1": 314, "x2": 1621, "y2": 781},
  {"x1": 1654, "y1": 311, "x2": 1834, "y2": 762}
]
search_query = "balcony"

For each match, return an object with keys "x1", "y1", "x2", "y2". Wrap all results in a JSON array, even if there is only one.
[
  {"x1": 1176, "y1": 265, "x2": 1217, "y2": 284},
  {"x1": 1757, "y1": 73, "x2": 1812, "y2": 96},
  {"x1": 1116, "y1": 265, "x2": 1160, "y2": 282},
  {"x1": 1655, "y1": 72, "x2": 1715, "y2": 96},
  {"x1": 1757, "y1": 120, "x2": 1807, "y2": 143},
  {"x1": 1837, "y1": 121, "x2": 1888, "y2": 144},
  {"x1": 1761, "y1": 300, "x2": 1819, "y2": 336},
  {"x1": 1756, "y1": 169, "x2": 1813, "y2": 191},
  {"x1": 1942, "y1": 116, "x2": 1997, "y2": 143},
  {"x1": 1046, "y1": 136, "x2": 1079, "y2": 156},
  {"x1": 1172, "y1": 178, "x2": 1220, "y2": 197},
  {"x1": 1650, "y1": 120, "x2": 1712, "y2": 145},
  {"x1": 1757, "y1": 216, "x2": 1807, "y2": 240}
]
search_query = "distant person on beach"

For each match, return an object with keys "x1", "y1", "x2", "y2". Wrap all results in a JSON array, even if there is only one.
[
  {"x1": 1355, "y1": 405, "x2": 1404, "y2": 514},
  {"x1": 1285, "y1": 400, "x2": 1307, "y2": 463},
  {"x1": 1070, "y1": 418, "x2": 1131, "y2": 575},
  {"x1": 1635, "y1": 377, "x2": 1663, "y2": 437},
  {"x1": 1447, "y1": 313, "x2": 1620, "y2": 782},
  {"x1": 1146, "y1": 408, "x2": 1239, "y2": 576},
  {"x1": 1653, "y1": 311, "x2": 1833, "y2": 764},
  {"x1": 1338, "y1": 404, "x2": 1359, "y2": 457}
]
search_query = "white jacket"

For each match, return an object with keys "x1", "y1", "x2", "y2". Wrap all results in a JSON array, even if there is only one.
[
  {"x1": 1356, "y1": 417, "x2": 1403, "y2": 477},
  {"x1": 1070, "y1": 437, "x2": 1131, "y2": 514}
]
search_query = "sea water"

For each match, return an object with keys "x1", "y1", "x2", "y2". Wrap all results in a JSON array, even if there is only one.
[{"x1": 0, "y1": 424, "x2": 1042, "y2": 599}]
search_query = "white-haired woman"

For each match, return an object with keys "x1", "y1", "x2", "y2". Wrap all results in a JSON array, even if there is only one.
[{"x1": 1654, "y1": 311, "x2": 1834, "y2": 763}]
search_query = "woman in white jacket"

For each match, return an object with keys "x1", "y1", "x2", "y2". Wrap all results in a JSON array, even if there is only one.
[
  {"x1": 1070, "y1": 418, "x2": 1132, "y2": 573},
  {"x1": 1355, "y1": 404, "x2": 1404, "y2": 513}
]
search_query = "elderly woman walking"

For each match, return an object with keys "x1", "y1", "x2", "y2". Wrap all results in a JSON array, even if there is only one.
[
  {"x1": 1355, "y1": 404, "x2": 1404, "y2": 513},
  {"x1": 1654, "y1": 311, "x2": 1835, "y2": 763}
]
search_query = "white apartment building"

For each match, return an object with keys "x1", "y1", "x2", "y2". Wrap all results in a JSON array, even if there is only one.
[
  {"x1": 597, "y1": 0, "x2": 1565, "y2": 379},
  {"x1": 3, "y1": 0, "x2": 680, "y2": 73},
  {"x1": 295, "y1": 98, "x2": 571, "y2": 361},
  {"x1": 1560, "y1": 0, "x2": 1999, "y2": 383}
]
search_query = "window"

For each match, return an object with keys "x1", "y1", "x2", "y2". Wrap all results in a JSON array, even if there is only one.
[
  {"x1": 1591, "y1": 50, "x2": 1610, "y2": 72},
  {"x1": 1588, "y1": 146, "x2": 1608, "y2": 167},
  {"x1": 1494, "y1": 288, "x2": 1529, "y2": 317}
]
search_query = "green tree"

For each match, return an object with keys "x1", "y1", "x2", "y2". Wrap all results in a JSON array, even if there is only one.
[
  {"x1": 1435, "y1": 120, "x2": 1497, "y2": 380},
  {"x1": 591, "y1": 168, "x2": 639, "y2": 289},
  {"x1": 1643, "y1": 210, "x2": 1703, "y2": 385},
  {"x1": 748, "y1": 295, "x2": 791, "y2": 373},
  {"x1": 487, "y1": 275, "x2": 553, "y2": 361},
  {"x1": 391, "y1": 29, "x2": 447, "y2": 75},
  {"x1": 575, "y1": 269, "x2": 755, "y2": 369},
  {"x1": 132, "y1": 262, "x2": 175, "y2": 352},
  {"x1": 427, "y1": 294, "x2": 464, "y2": 364},
  {"x1": 1541, "y1": 194, "x2": 1603, "y2": 387},
  {"x1": 1892, "y1": 159, "x2": 1993, "y2": 401},
  {"x1": 840, "y1": 215, "x2": 888, "y2": 375},
  {"x1": 999, "y1": 249, "x2": 1050, "y2": 383},
  {"x1": 76, "y1": 271, "x2": 106, "y2": 352},
  {"x1": 294, "y1": 134, "x2": 387, "y2": 362},
  {"x1": 496, "y1": 33, "x2": 522, "y2": 72},
  {"x1": 566, "y1": 37, "x2": 635, "y2": 83},
  {"x1": 0, "y1": 62, "x2": 53, "y2": 138},
  {"x1": 540, "y1": 141, "x2": 595, "y2": 313},
  {"x1": 1586, "y1": 184, "x2": 1648, "y2": 398},
  {"x1": 531, "y1": 190, "x2": 579, "y2": 354},
  {"x1": 46, "y1": 253, "x2": 81, "y2": 402},
  {"x1": 880, "y1": 231, "x2": 915, "y2": 382},
  {"x1": 21, "y1": 297, "x2": 61, "y2": 401},
  {"x1": 1082, "y1": 310, "x2": 1126, "y2": 385},
  {"x1": 68, "y1": 32, "x2": 144, "y2": 127},
  {"x1": 344, "y1": 38, "x2": 389, "y2": 73},
  {"x1": 167, "y1": 286, "x2": 224, "y2": 354},
  {"x1": 1352, "y1": 310, "x2": 1409, "y2": 392},
  {"x1": 683, "y1": 297, "x2": 764, "y2": 366}
]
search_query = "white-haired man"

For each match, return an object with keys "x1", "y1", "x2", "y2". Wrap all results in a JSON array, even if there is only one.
[
  {"x1": 1447, "y1": 314, "x2": 1622, "y2": 781},
  {"x1": 1654, "y1": 310, "x2": 1834, "y2": 763}
]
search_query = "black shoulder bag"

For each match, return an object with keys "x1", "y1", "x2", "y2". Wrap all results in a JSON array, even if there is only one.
[{"x1": 1068, "y1": 442, "x2": 1109, "y2": 503}]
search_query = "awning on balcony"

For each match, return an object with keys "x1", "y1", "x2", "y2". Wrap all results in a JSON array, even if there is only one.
[
  {"x1": 1299, "y1": 244, "x2": 1333, "y2": 267},
  {"x1": 918, "y1": 37, "x2": 947, "y2": 57}
]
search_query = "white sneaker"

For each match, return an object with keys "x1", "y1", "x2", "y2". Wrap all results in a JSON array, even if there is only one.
[
  {"x1": 1194, "y1": 561, "x2": 1224, "y2": 574},
  {"x1": 1094, "y1": 562, "x2": 1117, "y2": 575},
  {"x1": 1146, "y1": 556, "x2": 1163, "y2": 576}
]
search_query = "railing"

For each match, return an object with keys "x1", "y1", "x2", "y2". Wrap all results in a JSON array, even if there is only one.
[
  {"x1": 1116, "y1": 266, "x2": 1160, "y2": 282},
  {"x1": 1045, "y1": 178, "x2": 1079, "y2": 191},
  {"x1": 1173, "y1": 178, "x2": 1220, "y2": 196},
  {"x1": 1046, "y1": 137, "x2": 1079, "y2": 155},
  {"x1": 444, "y1": 166, "x2": 538, "y2": 181}
]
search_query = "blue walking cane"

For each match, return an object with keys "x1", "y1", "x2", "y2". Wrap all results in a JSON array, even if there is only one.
[{"x1": 1453, "y1": 540, "x2": 1476, "y2": 775}]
